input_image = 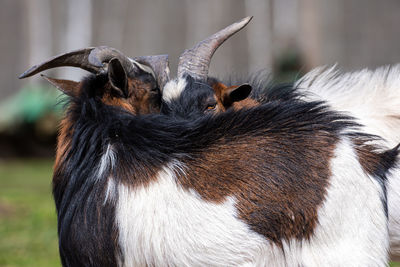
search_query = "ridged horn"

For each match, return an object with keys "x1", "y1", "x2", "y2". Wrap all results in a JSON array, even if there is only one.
[
  {"x1": 90, "y1": 47, "x2": 170, "y2": 90},
  {"x1": 88, "y1": 46, "x2": 136, "y2": 74},
  {"x1": 134, "y1": 55, "x2": 170, "y2": 90},
  {"x1": 177, "y1": 16, "x2": 252, "y2": 81},
  {"x1": 18, "y1": 48, "x2": 100, "y2": 79}
]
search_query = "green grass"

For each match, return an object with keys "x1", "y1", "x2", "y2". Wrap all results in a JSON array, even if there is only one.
[
  {"x1": 0, "y1": 160, "x2": 60, "y2": 267},
  {"x1": 0, "y1": 160, "x2": 399, "y2": 267}
]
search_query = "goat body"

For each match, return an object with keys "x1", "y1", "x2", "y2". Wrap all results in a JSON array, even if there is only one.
[
  {"x1": 20, "y1": 16, "x2": 398, "y2": 265},
  {"x1": 53, "y1": 73, "x2": 395, "y2": 266}
]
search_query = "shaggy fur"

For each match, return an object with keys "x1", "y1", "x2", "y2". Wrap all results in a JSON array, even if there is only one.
[
  {"x1": 296, "y1": 65, "x2": 400, "y2": 259},
  {"x1": 50, "y1": 71, "x2": 397, "y2": 266},
  {"x1": 296, "y1": 65, "x2": 400, "y2": 147}
]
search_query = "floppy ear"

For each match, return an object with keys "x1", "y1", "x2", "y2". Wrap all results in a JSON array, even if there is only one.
[
  {"x1": 222, "y1": 84, "x2": 252, "y2": 107},
  {"x1": 41, "y1": 74, "x2": 81, "y2": 97},
  {"x1": 108, "y1": 57, "x2": 128, "y2": 98}
]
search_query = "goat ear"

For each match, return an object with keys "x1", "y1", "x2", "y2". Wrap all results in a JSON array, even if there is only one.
[
  {"x1": 41, "y1": 74, "x2": 80, "y2": 97},
  {"x1": 108, "y1": 57, "x2": 128, "y2": 97},
  {"x1": 222, "y1": 84, "x2": 252, "y2": 106}
]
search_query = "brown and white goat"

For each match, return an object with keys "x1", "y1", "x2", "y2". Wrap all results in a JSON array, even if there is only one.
[{"x1": 20, "y1": 17, "x2": 397, "y2": 266}]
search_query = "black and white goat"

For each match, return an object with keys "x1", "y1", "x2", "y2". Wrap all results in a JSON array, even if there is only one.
[{"x1": 19, "y1": 17, "x2": 397, "y2": 266}]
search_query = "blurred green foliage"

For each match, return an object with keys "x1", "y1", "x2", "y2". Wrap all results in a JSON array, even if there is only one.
[
  {"x1": 0, "y1": 160, "x2": 60, "y2": 267},
  {"x1": 0, "y1": 84, "x2": 65, "y2": 133}
]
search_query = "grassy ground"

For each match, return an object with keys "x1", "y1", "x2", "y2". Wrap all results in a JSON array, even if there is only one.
[
  {"x1": 0, "y1": 160, "x2": 60, "y2": 267},
  {"x1": 0, "y1": 160, "x2": 399, "y2": 266}
]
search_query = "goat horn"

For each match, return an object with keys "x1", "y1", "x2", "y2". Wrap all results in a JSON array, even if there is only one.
[
  {"x1": 177, "y1": 16, "x2": 252, "y2": 81},
  {"x1": 19, "y1": 46, "x2": 142, "y2": 79},
  {"x1": 134, "y1": 55, "x2": 170, "y2": 91},
  {"x1": 18, "y1": 48, "x2": 101, "y2": 79},
  {"x1": 88, "y1": 46, "x2": 136, "y2": 73},
  {"x1": 90, "y1": 46, "x2": 170, "y2": 90}
]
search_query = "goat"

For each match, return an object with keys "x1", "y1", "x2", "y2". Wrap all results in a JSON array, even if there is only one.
[{"x1": 19, "y1": 17, "x2": 397, "y2": 266}]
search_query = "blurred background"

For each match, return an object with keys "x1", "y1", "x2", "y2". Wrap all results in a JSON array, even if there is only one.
[{"x1": 2, "y1": 0, "x2": 400, "y2": 266}]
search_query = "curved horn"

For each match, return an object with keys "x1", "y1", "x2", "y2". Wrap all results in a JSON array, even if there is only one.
[
  {"x1": 18, "y1": 46, "x2": 171, "y2": 90},
  {"x1": 177, "y1": 16, "x2": 252, "y2": 81},
  {"x1": 18, "y1": 46, "x2": 142, "y2": 80},
  {"x1": 88, "y1": 46, "x2": 136, "y2": 73},
  {"x1": 18, "y1": 48, "x2": 101, "y2": 79},
  {"x1": 134, "y1": 55, "x2": 170, "y2": 90},
  {"x1": 90, "y1": 47, "x2": 170, "y2": 89}
]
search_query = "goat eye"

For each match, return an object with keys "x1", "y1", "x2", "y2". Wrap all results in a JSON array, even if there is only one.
[{"x1": 206, "y1": 104, "x2": 216, "y2": 111}]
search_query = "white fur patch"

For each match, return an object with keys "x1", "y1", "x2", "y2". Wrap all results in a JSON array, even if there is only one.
[
  {"x1": 250, "y1": 138, "x2": 389, "y2": 266},
  {"x1": 388, "y1": 168, "x2": 400, "y2": 260},
  {"x1": 114, "y1": 144, "x2": 388, "y2": 266},
  {"x1": 97, "y1": 144, "x2": 116, "y2": 180},
  {"x1": 103, "y1": 177, "x2": 116, "y2": 205},
  {"x1": 297, "y1": 65, "x2": 400, "y2": 260},
  {"x1": 299, "y1": 138, "x2": 389, "y2": 266},
  {"x1": 115, "y1": 162, "x2": 269, "y2": 266},
  {"x1": 162, "y1": 78, "x2": 187, "y2": 102}
]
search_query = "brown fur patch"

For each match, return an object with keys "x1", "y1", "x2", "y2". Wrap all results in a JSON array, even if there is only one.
[
  {"x1": 53, "y1": 116, "x2": 73, "y2": 177},
  {"x1": 127, "y1": 78, "x2": 160, "y2": 114},
  {"x1": 177, "y1": 130, "x2": 337, "y2": 245},
  {"x1": 232, "y1": 98, "x2": 259, "y2": 110},
  {"x1": 355, "y1": 143, "x2": 382, "y2": 176},
  {"x1": 102, "y1": 79, "x2": 160, "y2": 115},
  {"x1": 354, "y1": 138, "x2": 398, "y2": 179},
  {"x1": 101, "y1": 78, "x2": 160, "y2": 115},
  {"x1": 212, "y1": 82, "x2": 259, "y2": 112},
  {"x1": 102, "y1": 92, "x2": 135, "y2": 114},
  {"x1": 212, "y1": 82, "x2": 229, "y2": 112}
]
